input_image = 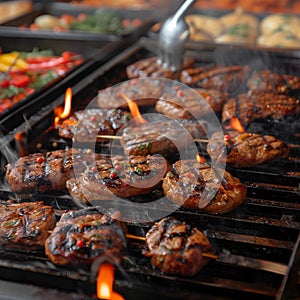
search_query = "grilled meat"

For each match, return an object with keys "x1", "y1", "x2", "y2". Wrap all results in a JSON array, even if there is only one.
[
  {"x1": 144, "y1": 216, "x2": 211, "y2": 276},
  {"x1": 0, "y1": 201, "x2": 54, "y2": 250},
  {"x1": 180, "y1": 65, "x2": 250, "y2": 94},
  {"x1": 222, "y1": 92, "x2": 300, "y2": 128},
  {"x1": 207, "y1": 131, "x2": 290, "y2": 168},
  {"x1": 5, "y1": 148, "x2": 98, "y2": 194},
  {"x1": 45, "y1": 208, "x2": 126, "y2": 266},
  {"x1": 66, "y1": 155, "x2": 170, "y2": 202},
  {"x1": 126, "y1": 56, "x2": 195, "y2": 80},
  {"x1": 121, "y1": 119, "x2": 207, "y2": 157},
  {"x1": 163, "y1": 160, "x2": 247, "y2": 214},
  {"x1": 97, "y1": 78, "x2": 163, "y2": 108},
  {"x1": 247, "y1": 70, "x2": 300, "y2": 94},
  {"x1": 56, "y1": 108, "x2": 132, "y2": 143},
  {"x1": 155, "y1": 87, "x2": 227, "y2": 120}
]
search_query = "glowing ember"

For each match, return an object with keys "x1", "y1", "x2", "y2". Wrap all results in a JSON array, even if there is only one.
[
  {"x1": 97, "y1": 263, "x2": 124, "y2": 300},
  {"x1": 120, "y1": 92, "x2": 147, "y2": 125},
  {"x1": 229, "y1": 117, "x2": 245, "y2": 133},
  {"x1": 196, "y1": 153, "x2": 206, "y2": 163},
  {"x1": 54, "y1": 87, "x2": 72, "y2": 125}
]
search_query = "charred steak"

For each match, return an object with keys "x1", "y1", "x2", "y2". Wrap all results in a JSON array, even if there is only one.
[
  {"x1": 56, "y1": 108, "x2": 132, "y2": 143},
  {"x1": 0, "y1": 201, "x2": 54, "y2": 250},
  {"x1": 5, "y1": 148, "x2": 98, "y2": 194},
  {"x1": 126, "y1": 56, "x2": 195, "y2": 80},
  {"x1": 162, "y1": 160, "x2": 247, "y2": 214},
  {"x1": 45, "y1": 208, "x2": 126, "y2": 266},
  {"x1": 207, "y1": 131, "x2": 290, "y2": 168},
  {"x1": 97, "y1": 78, "x2": 163, "y2": 109},
  {"x1": 144, "y1": 216, "x2": 212, "y2": 276},
  {"x1": 222, "y1": 92, "x2": 300, "y2": 128},
  {"x1": 66, "y1": 155, "x2": 170, "y2": 202},
  {"x1": 121, "y1": 119, "x2": 207, "y2": 157},
  {"x1": 180, "y1": 65, "x2": 250, "y2": 94},
  {"x1": 155, "y1": 87, "x2": 227, "y2": 119},
  {"x1": 247, "y1": 70, "x2": 300, "y2": 94}
]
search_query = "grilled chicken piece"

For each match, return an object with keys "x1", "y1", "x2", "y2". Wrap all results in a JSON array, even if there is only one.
[
  {"x1": 180, "y1": 65, "x2": 250, "y2": 94},
  {"x1": 121, "y1": 119, "x2": 207, "y2": 157},
  {"x1": 155, "y1": 88, "x2": 227, "y2": 120},
  {"x1": 56, "y1": 108, "x2": 131, "y2": 143},
  {"x1": 45, "y1": 208, "x2": 126, "y2": 266},
  {"x1": 97, "y1": 78, "x2": 163, "y2": 109},
  {"x1": 0, "y1": 201, "x2": 54, "y2": 250},
  {"x1": 126, "y1": 56, "x2": 195, "y2": 80},
  {"x1": 222, "y1": 92, "x2": 300, "y2": 128},
  {"x1": 144, "y1": 217, "x2": 211, "y2": 277},
  {"x1": 5, "y1": 148, "x2": 99, "y2": 194},
  {"x1": 163, "y1": 160, "x2": 247, "y2": 214},
  {"x1": 66, "y1": 155, "x2": 170, "y2": 202},
  {"x1": 247, "y1": 70, "x2": 300, "y2": 94},
  {"x1": 207, "y1": 131, "x2": 290, "y2": 168}
]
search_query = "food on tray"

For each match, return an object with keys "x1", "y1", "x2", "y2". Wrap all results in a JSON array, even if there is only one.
[
  {"x1": 222, "y1": 92, "x2": 300, "y2": 128},
  {"x1": 5, "y1": 148, "x2": 99, "y2": 194},
  {"x1": 45, "y1": 208, "x2": 126, "y2": 266},
  {"x1": 56, "y1": 108, "x2": 132, "y2": 143},
  {"x1": 144, "y1": 216, "x2": 212, "y2": 276},
  {"x1": 66, "y1": 155, "x2": 170, "y2": 201},
  {"x1": 162, "y1": 160, "x2": 247, "y2": 214},
  {"x1": 247, "y1": 70, "x2": 300, "y2": 94},
  {"x1": 155, "y1": 87, "x2": 227, "y2": 119},
  {"x1": 97, "y1": 78, "x2": 164, "y2": 109},
  {"x1": 0, "y1": 201, "x2": 55, "y2": 250},
  {"x1": 0, "y1": 49, "x2": 83, "y2": 113},
  {"x1": 207, "y1": 131, "x2": 290, "y2": 168},
  {"x1": 23, "y1": 9, "x2": 142, "y2": 35},
  {"x1": 126, "y1": 56, "x2": 195, "y2": 79},
  {"x1": 121, "y1": 119, "x2": 207, "y2": 157},
  {"x1": 180, "y1": 65, "x2": 250, "y2": 94}
]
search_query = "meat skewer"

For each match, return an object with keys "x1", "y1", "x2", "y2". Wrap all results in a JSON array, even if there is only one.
[
  {"x1": 0, "y1": 201, "x2": 55, "y2": 250},
  {"x1": 45, "y1": 208, "x2": 126, "y2": 266},
  {"x1": 5, "y1": 148, "x2": 99, "y2": 195},
  {"x1": 207, "y1": 131, "x2": 290, "y2": 168},
  {"x1": 162, "y1": 160, "x2": 247, "y2": 214}
]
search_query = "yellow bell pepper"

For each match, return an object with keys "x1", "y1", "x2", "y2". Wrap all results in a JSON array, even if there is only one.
[{"x1": 0, "y1": 52, "x2": 28, "y2": 71}]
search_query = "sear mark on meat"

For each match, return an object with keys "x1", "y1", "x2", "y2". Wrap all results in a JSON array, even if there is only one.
[
  {"x1": 144, "y1": 216, "x2": 212, "y2": 277},
  {"x1": 156, "y1": 88, "x2": 227, "y2": 120},
  {"x1": 126, "y1": 56, "x2": 195, "y2": 80},
  {"x1": 180, "y1": 65, "x2": 250, "y2": 94},
  {"x1": 207, "y1": 131, "x2": 290, "y2": 168},
  {"x1": 247, "y1": 70, "x2": 300, "y2": 94},
  {"x1": 121, "y1": 119, "x2": 207, "y2": 157},
  {"x1": 45, "y1": 208, "x2": 126, "y2": 266},
  {"x1": 66, "y1": 155, "x2": 170, "y2": 202},
  {"x1": 222, "y1": 92, "x2": 300, "y2": 128},
  {"x1": 98, "y1": 78, "x2": 164, "y2": 109},
  {"x1": 56, "y1": 108, "x2": 132, "y2": 143},
  {"x1": 5, "y1": 148, "x2": 99, "y2": 194},
  {"x1": 0, "y1": 201, "x2": 54, "y2": 250},
  {"x1": 162, "y1": 160, "x2": 247, "y2": 214}
]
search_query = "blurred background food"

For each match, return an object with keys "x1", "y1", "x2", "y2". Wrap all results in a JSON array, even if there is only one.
[{"x1": 0, "y1": 0, "x2": 33, "y2": 23}]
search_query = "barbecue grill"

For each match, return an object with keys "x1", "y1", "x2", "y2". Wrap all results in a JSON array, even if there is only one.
[{"x1": 0, "y1": 38, "x2": 299, "y2": 300}]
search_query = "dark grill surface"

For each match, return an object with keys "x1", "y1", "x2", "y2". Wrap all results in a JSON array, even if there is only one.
[{"x1": 0, "y1": 39, "x2": 299, "y2": 300}]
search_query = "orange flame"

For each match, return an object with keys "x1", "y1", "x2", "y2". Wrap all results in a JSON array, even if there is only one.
[
  {"x1": 14, "y1": 131, "x2": 27, "y2": 157},
  {"x1": 229, "y1": 117, "x2": 245, "y2": 133},
  {"x1": 97, "y1": 264, "x2": 124, "y2": 300},
  {"x1": 196, "y1": 153, "x2": 206, "y2": 163},
  {"x1": 54, "y1": 87, "x2": 72, "y2": 125},
  {"x1": 120, "y1": 92, "x2": 147, "y2": 125}
]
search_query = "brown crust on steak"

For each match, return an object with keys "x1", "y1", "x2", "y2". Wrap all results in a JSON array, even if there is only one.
[
  {"x1": 0, "y1": 201, "x2": 54, "y2": 250},
  {"x1": 144, "y1": 216, "x2": 211, "y2": 276},
  {"x1": 207, "y1": 131, "x2": 290, "y2": 168},
  {"x1": 162, "y1": 160, "x2": 247, "y2": 214},
  {"x1": 45, "y1": 208, "x2": 126, "y2": 266}
]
